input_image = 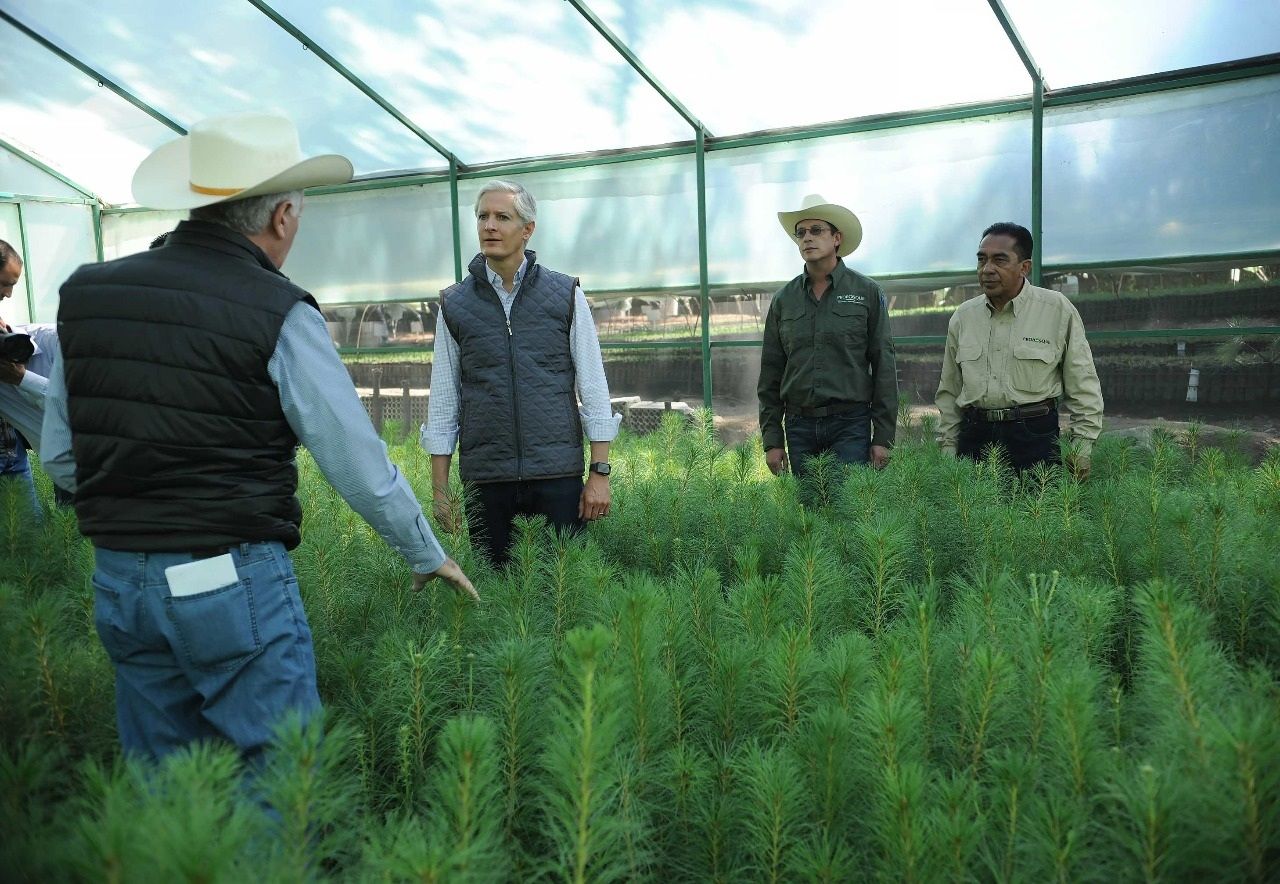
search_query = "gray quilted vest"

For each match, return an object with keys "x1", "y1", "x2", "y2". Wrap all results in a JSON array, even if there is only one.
[{"x1": 440, "y1": 251, "x2": 584, "y2": 483}]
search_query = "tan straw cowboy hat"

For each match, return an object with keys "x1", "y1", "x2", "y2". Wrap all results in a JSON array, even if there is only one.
[
  {"x1": 131, "y1": 112, "x2": 353, "y2": 210},
  {"x1": 777, "y1": 194, "x2": 863, "y2": 257}
]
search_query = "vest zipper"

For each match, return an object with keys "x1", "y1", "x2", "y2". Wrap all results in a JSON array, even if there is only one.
[{"x1": 505, "y1": 312, "x2": 524, "y2": 480}]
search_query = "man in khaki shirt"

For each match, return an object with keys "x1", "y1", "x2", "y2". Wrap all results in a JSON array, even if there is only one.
[{"x1": 936, "y1": 222, "x2": 1103, "y2": 478}]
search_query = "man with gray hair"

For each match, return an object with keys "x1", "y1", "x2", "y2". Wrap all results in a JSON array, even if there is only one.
[
  {"x1": 41, "y1": 113, "x2": 475, "y2": 767},
  {"x1": 423, "y1": 180, "x2": 620, "y2": 567}
]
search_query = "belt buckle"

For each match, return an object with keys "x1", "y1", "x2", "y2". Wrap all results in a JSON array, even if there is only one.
[{"x1": 990, "y1": 407, "x2": 1009, "y2": 422}]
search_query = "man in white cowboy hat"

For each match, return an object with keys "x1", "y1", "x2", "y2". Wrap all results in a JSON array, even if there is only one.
[
  {"x1": 40, "y1": 112, "x2": 476, "y2": 766},
  {"x1": 758, "y1": 194, "x2": 898, "y2": 495}
]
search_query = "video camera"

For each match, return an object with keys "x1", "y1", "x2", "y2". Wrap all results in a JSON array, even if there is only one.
[{"x1": 0, "y1": 331, "x2": 34, "y2": 364}]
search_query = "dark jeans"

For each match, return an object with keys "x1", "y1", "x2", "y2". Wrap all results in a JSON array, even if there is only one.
[
  {"x1": 957, "y1": 408, "x2": 1061, "y2": 473},
  {"x1": 465, "y1": 475, "x2": 584, "y2": 568},
  {"x1": 785, "y1": 405, "x2": 872, "y2": 492}
]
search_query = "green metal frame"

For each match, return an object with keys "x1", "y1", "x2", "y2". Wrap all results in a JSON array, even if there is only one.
[
  {"x1": 13, "y1": 203, "x2": 36, "y2": 322},
  {"x1": 0, "y1": 10, "x2": 184, "y2": 135},
  {"x1": 245, "y1": 0, "x2": 460, "y2": 166},
  {"x1": 0, "y1": 136, "x2": 98, "y2": 201},
  {"x1": 7, "y1": 1, "x2": 1280, "y2": 409}
]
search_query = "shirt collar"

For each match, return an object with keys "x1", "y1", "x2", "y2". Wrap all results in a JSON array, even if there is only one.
[
  {"x1": 801, "y1": 258, "x2": 845, "y2": 292},
  {"x1": 985, "y1": 277, "x2": 1027, "y2": 316},
  {"x1": 486, "y1": 255, "x2": 528, "y2": 293}
]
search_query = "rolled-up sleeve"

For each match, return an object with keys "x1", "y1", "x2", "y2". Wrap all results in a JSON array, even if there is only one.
[
  {"x1": 570, "y1": 286, "x2": 621, "y2": 442},
  {"x1": 271, "y1": 303, "x2": 446, "y2": 574}
]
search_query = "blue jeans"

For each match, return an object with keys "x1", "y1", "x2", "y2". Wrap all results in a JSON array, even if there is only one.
[
  {"x1": 0, "y1": 431, "x2": 39, "y2": 516},
  {"x1": 92, "y1": 541, "x2": 321, "y2": 765},
  {"x1": 784, "y1": 405, "x2": 873, "y2": 486}
]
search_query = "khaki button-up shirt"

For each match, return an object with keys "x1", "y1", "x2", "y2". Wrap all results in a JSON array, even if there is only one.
[{"x1": 935, "y1": 281, "x2": 1103, "y2": 455}]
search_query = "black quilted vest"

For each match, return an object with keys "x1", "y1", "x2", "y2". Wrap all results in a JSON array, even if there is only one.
[
  {"x1": 440, "y1": 252, "x2": 583, "y2": 483},
  {"x1": 58, "y1": 220, "x2": 310, "y2": 551}
]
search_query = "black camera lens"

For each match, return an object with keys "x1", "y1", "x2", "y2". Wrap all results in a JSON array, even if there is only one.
[{"x1": 0, "y1": 332, "x2": 34, "y2": 364}]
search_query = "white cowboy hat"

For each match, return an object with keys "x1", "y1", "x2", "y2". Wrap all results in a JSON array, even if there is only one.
[
  {"x1": 777, "y1": 194, "x2": 863, "y2": 257},
  {"x1": 131, "y1": 112, "x2": 353, "y2": 210}
]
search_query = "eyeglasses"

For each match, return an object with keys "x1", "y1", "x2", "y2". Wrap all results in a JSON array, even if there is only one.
[{"x1": 793, "y1": 225, "x2": 833, "y2": 239}]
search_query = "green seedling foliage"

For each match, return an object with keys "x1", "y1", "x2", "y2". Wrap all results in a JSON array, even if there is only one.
[{"x1": 2, "y1": 429, "x2": 1279, "y2": 881}]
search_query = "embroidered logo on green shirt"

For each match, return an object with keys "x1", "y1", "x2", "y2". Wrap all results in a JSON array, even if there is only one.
[
  {"x1": 1024, "y1": 336, "x2": 1051, "y2": 345},
  {"x1": 836, "y1": 294, "x2": 865, "y2": 303}
]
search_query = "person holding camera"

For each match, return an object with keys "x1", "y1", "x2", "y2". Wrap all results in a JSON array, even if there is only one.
[{"x1": 0, "y1": 241, "x2": 55, "y2": 512}]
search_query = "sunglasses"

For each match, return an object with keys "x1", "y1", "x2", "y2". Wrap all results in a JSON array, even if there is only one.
[{"x1": 793, "y1": 225, "x2": 834, "y2": 239}]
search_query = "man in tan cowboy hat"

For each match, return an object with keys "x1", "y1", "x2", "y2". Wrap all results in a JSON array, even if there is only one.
[
  {"x1": 40, "y1": 112, "x2": 475, "y2": 767},
  {"x1": 757, "y1": 194, "x2": 898, "y2": 497}
]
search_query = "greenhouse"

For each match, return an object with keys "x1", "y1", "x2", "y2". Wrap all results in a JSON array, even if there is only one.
[{"x1": 2, "y1": 0, "x2": 1279, "y2": 880}]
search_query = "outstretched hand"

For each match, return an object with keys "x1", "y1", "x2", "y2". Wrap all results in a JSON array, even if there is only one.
[{"x1": 413, "y1": 557, "x2": 479, "y2": 601}]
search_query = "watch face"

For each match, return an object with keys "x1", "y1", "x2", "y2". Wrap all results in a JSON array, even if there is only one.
[{"x1": 592, "y1": 462, "x2": 611, "y2": 476}]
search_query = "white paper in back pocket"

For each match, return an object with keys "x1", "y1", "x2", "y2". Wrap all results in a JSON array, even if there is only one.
[{"x1": 165, "y1": 554, "x2": 239, "y2": 598}]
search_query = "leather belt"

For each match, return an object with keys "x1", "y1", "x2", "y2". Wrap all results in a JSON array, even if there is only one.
[
  {"x1": 967, "y1": 398, "x2": 1056, "y2": 423},
  {"x1": 189, "y1": 545, "x2": 236, "y2": 560},
  {"x1": 787, "y1": 401, "x2": 866, "y2": 418}
]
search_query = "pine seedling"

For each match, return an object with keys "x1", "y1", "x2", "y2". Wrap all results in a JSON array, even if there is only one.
[
  {"x1": 1209, "y1": 685, "x2": 1280, "y2": 884},
  {"x1": 652, "y1": 742, "x2": 714, "y2": 879},
  {"x1": 420, "y1": 713, "x2": 509, "y2": 883},
  {"x1": 478, "y1": 633, "x2": 550, "y2": 848},
  {"x1": 257, "y1": 712, "x2": 363, "y2": 880},
  {"x1": 357, "y1": 812, "x2": 452, "y2": 883},
  {"x1": 538, "y1": 625, "x2": 631, "y2": 884},
  {"x1": 1101, "y1": 760, "x2": 1187, "y2": 883},
  {"x1": 906, "y1": 582, "x2": 941, "y2": 760},
  {"x1": 372, "y1": 632, "x2": 450, "y2": 807},
  {"x1": 1134, "y1": 580, "x2": 1231, "y2": 768},
  {"x1": 23, "y1": 592, "x2": 69, "y2": 743},
  {"x1": 781, "y1": 532, "x2": 842, "y2": 643},
  {"x1": 978, "y1": 747, "x2": 1037, "y2": 884},
  {"x1": 818, "y1": 630, "x2": 874, "y2": 716},
  {"x1": 0, "y1": 740, "x2": 66, "y2": 881},
  {"x1": 786, "y1": 830, "x2": 858, "y2": 883},
  {"x1": 733, "y1": 573, "x2": 787, "y2": 642},
  {"x1": 709, "y1": 638, "x2": 762, "y2": 749},
  {"x1": 849, "y1": 510, "x2": 913, "y2": 638},
  {"x1": 957, "y1": 642, "x2": 1015, "y2": 776},
  {"x1": 797, "y1": 449, "x2": 844, "y2": 509},
  {"x1": 928, "y1": 771, "x2": 983, "y2": 883},
  {"x1": 795, "y1": 705, "x2": 859, "y2": 840},
  {"x1": 735, "y1": 742, "x2": 808, "y2": 884},
  {"x1": 1042, "y1": 660, "x2": 1106, "y2": 801},
  {"x1": 1023, "y1": 791, "x2": 1090, "y2": 884},
  {"x1": 760, "y1": 625, "x2": 819, "y2": 739},
  {"x1": 606, "y1": 575, "x2": 671, "y2": 764},
  {"x1": 861, "y1": 639, "x2": 926, "y2": 776},
  {"x1": 871, "y1": 760, "x2": 930, "y2": 884}
]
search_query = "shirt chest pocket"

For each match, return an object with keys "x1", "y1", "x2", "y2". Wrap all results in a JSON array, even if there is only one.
[
  {"x1": 1011, "y1": 340, "x2": 1060, "y2": 394},
  {"x1": 955, "y1": 343, "x2": 984, "y2": 395},
  {"x1": 828, "y1": 300, "x2": 868, "y2": 347}
]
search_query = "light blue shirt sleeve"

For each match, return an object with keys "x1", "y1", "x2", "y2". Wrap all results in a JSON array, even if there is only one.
[
  {"x1": 271, "y1": 302, "x2": 446, "y2": 573},
  {"x1": 39, "y1": 343, "x2": 77, "y2": 492}
]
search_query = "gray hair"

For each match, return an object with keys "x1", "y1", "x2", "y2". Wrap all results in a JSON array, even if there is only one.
[
  {"x1": 189, "y1": 189, "x2": 303, "y2": 236},
  {"x1": 474, "y1": 180, "x2": 536, "y2": 223}
]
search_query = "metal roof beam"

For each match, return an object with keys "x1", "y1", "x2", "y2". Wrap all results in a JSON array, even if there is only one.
[
  {"x1": 0, "y1": 10, "x2": 185, "y2": 135},
  {"x1": 986, "y1": 0, "x2": 1043, "y2": 84},
  {"x1": 0, "y1": 135, "x2": 100, "y2": 201},
  {"x1": 245, "y1": 0, "x2": 463, "y2": 167},
  {"x1": 566, "y1": 0, "x2": 710, "y2": 136}
]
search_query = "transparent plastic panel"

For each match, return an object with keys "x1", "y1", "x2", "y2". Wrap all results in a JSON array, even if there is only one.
[
  {"x1": 100, "y1": 210, "x2": 187, "y2": 260},
  {"x1": 705, "y1": 113, "x2": 1032, "y2": 286},
  {"x1": 0, "y1": 203, "x2": 32, "y2": 325},
  {"x1": 286, "y1": 185, "x2": 457, "y2": 305},
  {"x1": 1003, "y1": 0, "x2": 1280, "y2": 88},
  {"x1": 5, "y1": 0, "x2": 442, "y2": 179},
  {"x1": 1043, "y1": 76, "x2": 1280, "y2": 265},
  {"x1": 456, "y1": 154, "x2": 701, "y2": 292},
  {"x1": 592, "y1": 0, "x2": 1029, "y2": 134},
  {"x1": 0, "y1": 17, "x2": 174, "y2": 204},
  {"x1": 0, "y1": 148, "x2": 87, "y2": 201},
  {"x1": 21, "y1": 202, "x2": 97, "y2": 321},
  {"x1": 267, "y1": 0, "x2": 691, "y2": 162}
]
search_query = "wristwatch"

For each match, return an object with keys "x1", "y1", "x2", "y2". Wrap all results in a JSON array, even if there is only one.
[{"x1": 588, "y1": 461, "x2": 612, "y2": 477}]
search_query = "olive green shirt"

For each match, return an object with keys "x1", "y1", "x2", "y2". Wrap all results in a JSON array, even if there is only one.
[
  {"x1": 758, "y1": 260, "x2": 898, "y2": 450},
  {"x1": 935, "y1": 280, "x2": 1104, "y2": 456}
]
